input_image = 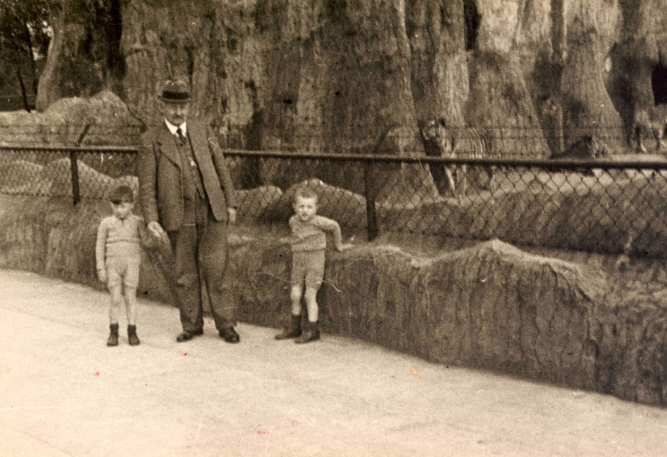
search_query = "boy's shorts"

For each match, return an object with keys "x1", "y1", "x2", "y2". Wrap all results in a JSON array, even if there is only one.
[
  {"x1": 106, "y1": 256, "x2": 140, "y2": 289},
  {"x1": 291, "y1": 250, "x2": 325, "y2": 289}
]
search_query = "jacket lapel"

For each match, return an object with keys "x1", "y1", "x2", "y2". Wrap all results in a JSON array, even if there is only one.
[
  {"x1": 157, "y1": 124, "x2": 181, "y2": 168},
  {"x1": 188, "y1": 120, "x2": 208, "y2": 167}
]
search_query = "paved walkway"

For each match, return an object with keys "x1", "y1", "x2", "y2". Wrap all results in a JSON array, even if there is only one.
[{"x1": 2, "y1": 269, "x2": 667, "y2": 457}]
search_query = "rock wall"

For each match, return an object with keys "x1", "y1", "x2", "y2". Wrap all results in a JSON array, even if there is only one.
[
  {"x1": 27, "y1": 0, "x2": 667, "y2": 161},
  {"x1": 3, "y1": 193, "x2": 667, "y2": 406},
  {"x1": 0, "y1": 91, "x2": 142, "y2": 146}
]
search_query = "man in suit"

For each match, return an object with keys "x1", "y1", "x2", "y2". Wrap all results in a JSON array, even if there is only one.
[{"x1": 138, "y1": 79, "x2": 240, "y2": 343}]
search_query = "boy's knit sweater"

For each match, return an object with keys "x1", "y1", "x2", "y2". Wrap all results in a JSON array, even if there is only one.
[
  {"x1": 289, "y1": 215, "x2": 342, "y2": 252},
  {"x1": 96, "y1": 214, "x2": 144, "y2": 271}
]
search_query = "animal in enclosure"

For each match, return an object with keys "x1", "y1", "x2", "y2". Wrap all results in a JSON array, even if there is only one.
[
  {"x1": 631, "y1": 105, "x2": 667, "y2": 153},
  {"x1": 550, "y1": 133, "x2": 611, "y2": 159},
  {"x1": 420, "y1": 118, "x2": 493, "y2": 196},
  {"x1": 537, "y1": 95, "x2": 564, "y2": 157},
  {"x1": 420, "y1": 118, "x2": 457, "y2": 195},
  {"x1": 549, "y1": 133, "x2": 611, "y2": 175}
]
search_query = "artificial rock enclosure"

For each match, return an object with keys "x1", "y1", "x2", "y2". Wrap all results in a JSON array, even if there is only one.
[{"x1": 3, "y1": 0, "x2": 667, "y2": 406}]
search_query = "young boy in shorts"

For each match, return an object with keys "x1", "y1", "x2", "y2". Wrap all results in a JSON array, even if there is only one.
[
  {"x1": 275, "y1": 186, "x2": 351, "y2": 344},
  {"x1": 96, "y1": 184, "x2": 145, "y2": 346}
]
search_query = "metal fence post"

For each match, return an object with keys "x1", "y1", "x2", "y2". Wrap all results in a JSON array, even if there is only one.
[
  {"x1": 363, "y1": 161, "x2": 378, "y2": 241},
  {"x1": 70, "y1": 150, "x2": 80, "y2": 205},
  {"x1": 69, "y1": 124, "x2": 89, "y2": 205}
]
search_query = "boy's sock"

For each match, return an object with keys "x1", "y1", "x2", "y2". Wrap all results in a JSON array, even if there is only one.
[
  {"x1": 107, "y1": 323, "x2": 119, "y2": 347},
  {"x1": 295, "y1": 321, "x2": 320, "y2": 344},
  {"x1": 275, "y1": 313, "x2": 302, "y2": 340},
  {"x1": 128, "y1": 325, "x2": 140, "y2": 346}
]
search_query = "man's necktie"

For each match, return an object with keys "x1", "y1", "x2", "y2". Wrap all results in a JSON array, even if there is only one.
[
  {"x1": 177, "y1": 127, "x2": 197, "y2": 168},
  {"x1": 176, "y1": 127, "x2": 186, "y2": 146}
]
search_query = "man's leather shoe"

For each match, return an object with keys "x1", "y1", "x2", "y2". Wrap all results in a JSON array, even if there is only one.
[
  {"x1": 219, "y1": 327, "x2": 240, "y2": 343},
  {"x1": 176, "y1": 328, "x2": 204, "y2": 342},
  {"x1": 176, "y1": 331, "x2": 193, "y2": 342}
]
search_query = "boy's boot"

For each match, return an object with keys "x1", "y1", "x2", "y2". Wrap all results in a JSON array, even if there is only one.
[
  {"x1": 275, "y1": 314, "x2": 302, "y2": 340},
  {"x1": 107, "y1": 323, "x2": 119, "y2": 347},
  {"x1": 295, "y1": 321, "x2": 320, "y2": 344},
  {"x1": 128, "y1": 325, "x2": 140, "y2": 346}
]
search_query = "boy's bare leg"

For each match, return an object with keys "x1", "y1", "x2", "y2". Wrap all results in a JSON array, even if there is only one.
[
  {"x1": 275, "y1": 283, "x2": 304, "y2": 340},
  {"x1": 107, "y1": 284, "x2": 122, "y2": 346},
  {"x1": 295, "y1": 285, "x2": 321, "y2": 343},
  {"x1": 303, "y1": 286, "x2": 319, "y2": 322},
  {"x1": 108, "y1": 284, "x2": 123, "y2": 324},
  {"x1": 290, "y1": 283, "x2": 304, "y2": 316},
  {"x1": 124, "y1": 286, "x2": 140, "y2": 345},
  {"x1": 124, "y1": 286, "x2": 137, "y2": 326}
]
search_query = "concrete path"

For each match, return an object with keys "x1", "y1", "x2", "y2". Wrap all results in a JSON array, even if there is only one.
[{"x1": 2, "y1": 269, "x2": 667, "y2": 457}]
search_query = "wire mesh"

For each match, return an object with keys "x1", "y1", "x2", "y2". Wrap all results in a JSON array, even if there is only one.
[
  {"x1": 3, "y1": 145, "x2": 667, "y2": 258},
  {"x1": 0, "y1": 146, "x2": 137, "y2": 200}
]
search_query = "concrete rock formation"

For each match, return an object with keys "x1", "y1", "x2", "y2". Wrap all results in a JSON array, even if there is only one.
[{"x1": 0, "y1": 91, "x2": 142, "y2": 146}]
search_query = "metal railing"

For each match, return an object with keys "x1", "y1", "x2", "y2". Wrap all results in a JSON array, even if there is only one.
[{"x1": 2, "y1": 145, "x2": 667, "y2": 257}]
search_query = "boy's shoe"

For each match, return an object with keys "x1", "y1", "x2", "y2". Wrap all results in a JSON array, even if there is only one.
[
  {"x1": 295, "y1": 321, "x2": 320, "y2": 344},
  {"x1": 107, "y1": 323, "x2": 119, "y2": 347},
  {"x1": 128, "y1": 325, "x2": 140, "y2": 346},
  {"x1": 275, "y1": 314, "x2": 302, "y2": 340}
]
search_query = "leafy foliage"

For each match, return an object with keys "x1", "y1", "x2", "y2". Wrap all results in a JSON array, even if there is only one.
[{"x1": 0, "y1": 0, "x2": 51, "y2": 111}]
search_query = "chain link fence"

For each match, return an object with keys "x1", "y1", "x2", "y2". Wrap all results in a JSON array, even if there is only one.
[
  {"x1": 0, "y1": 123, "x2": 143, "y2": 147},
  {"x1": 0, "y1": 145, "x2": 138, "y2": 203},
  {"x1": 2, "y1": 145, "x2": 667, "y2": 258}
]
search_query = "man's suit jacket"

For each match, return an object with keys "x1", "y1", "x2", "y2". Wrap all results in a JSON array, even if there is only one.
[{"x1": 138, "y1": 119, "x2": 237, "y2": 232}]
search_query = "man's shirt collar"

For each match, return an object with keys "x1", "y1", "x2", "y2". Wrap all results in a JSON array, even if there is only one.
[{"x1": 164, "y1": 119, "x2": 187, "y2": 136}]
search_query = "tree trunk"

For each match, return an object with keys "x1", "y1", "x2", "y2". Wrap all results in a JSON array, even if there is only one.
[
  {"x1": 407, "y1": 0, "x2": 468, "y2": 129},
  {"x1": 23, "y1": 21, "x2": 38, "y2": 96},
  {"x1": 560, "y1": 31, "x2": 624, "y2": 151},
  {"x1": 466, "y1": 51, "x2": 550, "y2": 158},
  {"x1": 16, "y1": 68, "x2": 31, "y2": 113},
  {"x1": 36, "y1": 1, "x2": 65, "y2": 112}
]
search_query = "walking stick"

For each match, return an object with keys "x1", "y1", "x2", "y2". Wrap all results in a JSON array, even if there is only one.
[{"x1": 143, "y1": 238, "x2": 184, "y2": 309}]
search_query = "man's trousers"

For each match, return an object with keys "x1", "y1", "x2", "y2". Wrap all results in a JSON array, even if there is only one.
[{"x1": 167, "y1": 197, "x2": 236, "y2": 332}]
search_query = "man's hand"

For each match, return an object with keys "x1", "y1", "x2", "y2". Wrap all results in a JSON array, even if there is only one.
[
  {"x1": 148, "y1": 221, "x2": 165, "y2": 238},
  {"x1": 227, "y1": 208, "x2": 237, "y2": 225},
  {"x1": 97, "y1": 268, "x2": 107, "y2": 283}
]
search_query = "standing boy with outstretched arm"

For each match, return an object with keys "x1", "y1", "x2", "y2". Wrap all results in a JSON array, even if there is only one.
[{"x1": 275, "y1": 186, "x2": 351, "y2": 343}]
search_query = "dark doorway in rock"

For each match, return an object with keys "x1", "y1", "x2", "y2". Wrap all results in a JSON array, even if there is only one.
[
  {"x1": 652, "y1": 63, "x2": 667, "y2": 105},
  {"x1": 463, "y1": 0, "x2": 480, "y2": 51}
]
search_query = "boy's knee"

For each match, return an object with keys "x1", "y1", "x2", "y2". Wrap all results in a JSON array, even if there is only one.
[
  {"x1": 124, "y1": 286, "x2": 138, "y2": 298},
  {"x1": 303, "y1": 287, "x2": 319, "y2": 301},
  {"x1": 109, "y1": 290, "x2": 123, "y2": 305},
  {"x1": 290, "y1": 287, "x2": 303, "y2": 302}
]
